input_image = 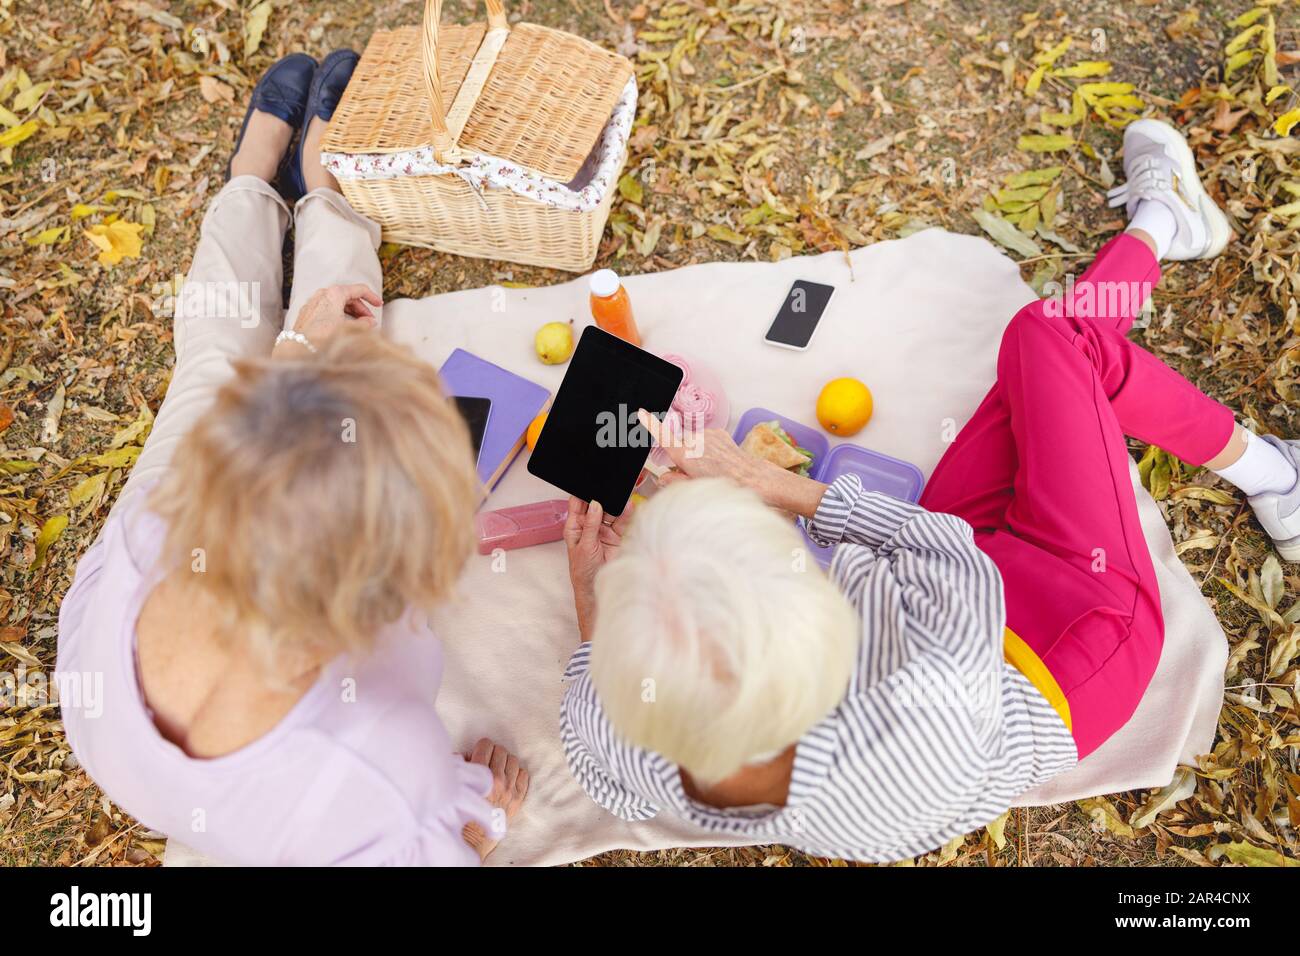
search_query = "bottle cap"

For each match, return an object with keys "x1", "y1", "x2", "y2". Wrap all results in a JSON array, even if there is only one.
[{"x1": 589, "y1": 269, "x2": 620, "y2": 298}]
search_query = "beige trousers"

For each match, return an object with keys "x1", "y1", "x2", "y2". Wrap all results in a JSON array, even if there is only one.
[{"x1": 114, "y1": 176, "x2": 382, "y2": 519}]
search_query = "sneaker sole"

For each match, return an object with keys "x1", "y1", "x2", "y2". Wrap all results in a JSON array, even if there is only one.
[
  {"x1": 1274, "y1": 534, "x2": 1300, "y2": 563},
  {"x1": 1128, "y1": 119, "x2": 1233, "y2": 259}
]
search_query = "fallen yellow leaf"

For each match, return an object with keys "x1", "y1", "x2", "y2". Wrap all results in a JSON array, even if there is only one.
[
  {"x1": 244, "y1": 1, "x2": 273, "y2": 60},
  {"x1": 1275, "y1": 108, "x2": 1300, "y2": 137},
  {"x1": 1052, "y1": 61, "x2": 1112, "y2": 78},
  {"x1": 1225, "y1": 49, "x2": 1258, "y2": 80},
  {"x1": 1078, "y1": 82, "x2": 1134, "y2": 101},
  {"x1": 84, "y1": 219, "x2": 144, "y2": 266},
  {"x1": 26, "y1": 226, "x2": 67, "y2": 246},
  {"x1": 1032, "y1": 37, "x2": 1071, "y2": 67},
  {"x1": 1017, "y1": 133, "x2": 1075, "y2": 153},
  {"x1": 1229, "y1": 7, "x2": 1268, "y2": 29},
  {"x1": 1078, "y1": 797, "x2": 1135, "y2": 838},
  {"x1": 11, "y1": 81, "x2": 52, "y2": 112},
  {"x1": 1265, "y1": 85, "x2": 1292, "y2": 105},
  {"x1": 1024, "y1": 65, "x2": 1046, "y2": 97},
  {"x1": 0, "y1": 120, "x2": 39, "y2": 149},
  {"x1": 33, "y1": 515, "x2": 69, "y2": 570},
  {"x1": 1225, "y1": 23, "x2": 1265, "y2": 57},
  {"x1": 69, "y1": 472, "x2": 107, "y2": 508},
  {"x1": 706, "y1": 223, "x2": 747, "y2": 245}
]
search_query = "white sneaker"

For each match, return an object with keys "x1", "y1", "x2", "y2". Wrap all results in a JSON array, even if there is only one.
[
  {"x1": 1247, "y1": 435, "x2": 1300, "y2": 562},
  {"x1": 1107, "y1": 119, "x2": 1233, "y2": 260}
]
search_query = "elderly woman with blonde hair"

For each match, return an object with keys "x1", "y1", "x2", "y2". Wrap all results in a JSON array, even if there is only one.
[{"x1": 55, "y1": 53, "x2": 527, "y2": 865}]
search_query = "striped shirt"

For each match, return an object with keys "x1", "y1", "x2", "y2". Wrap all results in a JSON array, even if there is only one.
[{"x1": 560, "y1": 475, "x2": 1079, "y2": 862}]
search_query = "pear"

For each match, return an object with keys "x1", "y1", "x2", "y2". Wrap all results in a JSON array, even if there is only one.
[{"x1": 534, "y1": 320, "x2": 574, "y2": 365}]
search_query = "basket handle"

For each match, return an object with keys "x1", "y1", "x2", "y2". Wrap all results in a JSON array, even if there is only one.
[{"x1": 422, "y1": 0, "x2": 509, "y2": 163}]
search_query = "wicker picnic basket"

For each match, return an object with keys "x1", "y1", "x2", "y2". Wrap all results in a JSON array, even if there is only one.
[{"x1": 320, "y1": 0, "x2": 635, "y2": 272}]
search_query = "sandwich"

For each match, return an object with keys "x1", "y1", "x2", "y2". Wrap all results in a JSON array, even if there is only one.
[{"x1": 740, "y1": 421, "x2": 814, "y2": 476}]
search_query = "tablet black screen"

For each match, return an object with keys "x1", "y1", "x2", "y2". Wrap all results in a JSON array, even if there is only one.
[{"x1": 527, "y1": 326, "x2": 682, "y2": 516}]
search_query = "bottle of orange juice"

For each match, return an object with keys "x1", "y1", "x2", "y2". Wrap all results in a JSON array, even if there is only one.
[{"x1": 589, "y1": 269, "x2": 641, "y2": 347}]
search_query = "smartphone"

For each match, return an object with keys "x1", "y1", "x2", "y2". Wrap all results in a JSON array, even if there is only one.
[
  {"x1": 764, "y1": 280, "x2": 836, "y2": 351},
  {"x1": 453, "y1": 396, "x2": 493, "y2": 465}
]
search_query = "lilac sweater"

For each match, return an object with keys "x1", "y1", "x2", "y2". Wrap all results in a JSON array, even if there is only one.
[{"x1": 56, "y1": 499, "x2": 494, "y2": 865}]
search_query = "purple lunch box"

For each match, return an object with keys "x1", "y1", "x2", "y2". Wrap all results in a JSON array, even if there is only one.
[{"x1": 732, "y1": 407, "x2": 924, "y2": 567}]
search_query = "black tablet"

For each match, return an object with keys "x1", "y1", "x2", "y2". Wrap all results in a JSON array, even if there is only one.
[{"x1": 527, "y1": 326, "x2": 683, "y2": 516}]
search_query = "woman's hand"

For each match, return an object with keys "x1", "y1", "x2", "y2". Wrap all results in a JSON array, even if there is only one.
[
  {"x1": 638, "y1": 409, "x2": 763, "y2": 487},
  {"x1": 637, "y1": 409, "x2": 829, "y2": 518},
  {"x1": 273, "y1": 283, "x2": 382, "y2": 356},
  {"x1": 460, "y1": 737, "x2": 529, "y2": 863},
  {"x1": 564, "y1": 497, "x2": 632, "y2": 642}
]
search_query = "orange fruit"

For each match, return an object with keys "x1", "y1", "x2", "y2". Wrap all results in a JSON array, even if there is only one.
[
  {"x1": 525, "y1": 411, "x2": 548, "y2": 451},
  {"x1": 816, "y1": 377, "x2": 873, "y2": 436}
]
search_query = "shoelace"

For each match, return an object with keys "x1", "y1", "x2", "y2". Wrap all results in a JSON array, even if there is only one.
[{"x1": 1106, "y1": 154, "x2": 1175, "y2": 210}]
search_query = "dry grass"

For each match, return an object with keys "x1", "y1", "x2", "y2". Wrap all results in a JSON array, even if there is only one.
[{"x1": 1, "y1": 0, "x2": 1297, "y2": 867}]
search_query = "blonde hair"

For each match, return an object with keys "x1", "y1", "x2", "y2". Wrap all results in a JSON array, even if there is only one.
[
  {"x1": 150, "y1": 328, "x2": 480, "y2": 663},
  {"x1": 589, "y1": 478, "x2": 859, "y2": 786}
]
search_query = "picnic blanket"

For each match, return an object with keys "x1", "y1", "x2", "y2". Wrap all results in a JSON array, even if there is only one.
[{"x1": 166, "y1": 228, "x2": 1228, "y2": 866}]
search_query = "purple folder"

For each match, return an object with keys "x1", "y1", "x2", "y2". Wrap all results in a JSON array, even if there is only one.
[{"x1": 439, "y1": 349, "x2": 550, "y2": 493}]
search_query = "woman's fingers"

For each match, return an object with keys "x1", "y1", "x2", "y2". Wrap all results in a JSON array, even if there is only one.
[
  {"x1": 637, "y1": 408, "x2": 687, "y2": 469},
  {"x1": 326, "y1": 283, "x2": 383, "y2": 325},
  {"x1": 465, "y1": 737, "x2": 528, "y2": 807},
  {"x1": 488, "y1": 742, "x2": 508, "y2": 778},
  {"x1": 333, "y1": 283, "x2": 383, "y2": 307},
  {"x1": 343, "y1": 305, "x2": 377, "y2": 329},
  {"x1": 637, "y1": 408, "x2": 668, "y2": 448},
  {"x1": 610, "y1": 504, "x2": 635, "y2": 537},
  {"x1": 344, "y1": 299, "x2": 374, "y2": 319},
  {"x1": 655, "y1": 470, "x2": 689, "y2": 488},
  {"x1": 563, "y1": 496, "x2": 587, "y2": 546},
  {"x1": 579, "y1": 499, "x2": 604, "y2": 551}
]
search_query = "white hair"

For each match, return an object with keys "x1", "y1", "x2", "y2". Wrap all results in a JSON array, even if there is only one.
[{"x1": 589, "y1": 478, "x2": 860, "y2": 786}]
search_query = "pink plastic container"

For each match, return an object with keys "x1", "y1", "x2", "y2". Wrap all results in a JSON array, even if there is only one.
[{"x1": 476, "y1": 499, "x2": 569, "y2": 554}]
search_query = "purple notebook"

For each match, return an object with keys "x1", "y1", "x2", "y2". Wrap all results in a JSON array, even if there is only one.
[
  {"x1": 733, "y1": 407, "x2": 924, "y2": 568},
  {"x1": 439, "y1": 349, "x2": 550, "y2": 493}
]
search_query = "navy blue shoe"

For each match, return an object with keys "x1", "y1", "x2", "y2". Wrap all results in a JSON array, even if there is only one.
[
  {"x1": 227, "y1": 52, "x2": 316, "y2": 200},
  {"x1": 228, "y1": 53, "x2": 314, "y2": 197},
  {"x1": 285, "y1": 49, "x2": 361, "y2": 201}
]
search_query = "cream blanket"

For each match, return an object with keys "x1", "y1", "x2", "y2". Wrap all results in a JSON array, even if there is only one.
[{"x1": 166, "y1": 229, "x2": 1227, "y2": 866}]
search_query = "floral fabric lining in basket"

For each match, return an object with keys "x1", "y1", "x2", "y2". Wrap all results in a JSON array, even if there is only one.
[{"x1": 322, "y1": 77, "x2": 638, "y2": 213}]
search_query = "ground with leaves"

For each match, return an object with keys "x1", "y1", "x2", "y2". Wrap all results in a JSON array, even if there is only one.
[{"x1": 1, "y1": 0, "x2": 1298, "y2": 867}]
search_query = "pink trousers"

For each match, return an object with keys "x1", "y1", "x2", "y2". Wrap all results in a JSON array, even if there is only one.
[{"x1": 920, "y1": 234, "x2": 1235, "y2": 758}]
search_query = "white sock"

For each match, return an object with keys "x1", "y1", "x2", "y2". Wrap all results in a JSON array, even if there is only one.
[
  {"x1": 1212, "y1": 429, "x2": 1297, "y2": 497},
  {"x1": 1127, "y1": 199, "x2": 1178, "y2": 259}
]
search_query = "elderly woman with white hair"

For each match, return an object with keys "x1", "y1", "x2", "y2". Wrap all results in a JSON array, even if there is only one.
[
  {"x1": 560, "y1": 473, "x2": 1066, "y2": 861},
  {"x1": 560, "y1": 119, "x2": 1300, "y2": 861}
]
